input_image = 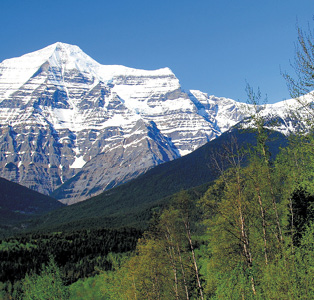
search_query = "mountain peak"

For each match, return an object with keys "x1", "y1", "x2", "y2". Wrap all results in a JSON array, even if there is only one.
[
  {"x1": 1, "y1": 42, "x2": 84, "y2": 65},
  {"x1": 0, "y1": 42, "x2": 265, "y2": 203},
  {"x1": 45, "y1": 42, "x2": 176, "y2": 79},
  {"x1": 46, "y1": 42, "x2": 100, "y2": 74},
  {"x1": 48, "y1": 42, "x2": 92, "y2": 60},
  {"x1": 52, "y1": 41, "x2": 79, "y2": 49}
]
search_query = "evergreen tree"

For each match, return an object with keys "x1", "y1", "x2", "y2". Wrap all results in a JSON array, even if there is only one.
[
  {"x1": 287, "y1": 188, "x2": 314, "y2": 246},
  {"x1": 21, "y1": 257, "x2": 69, "y2": 300}
]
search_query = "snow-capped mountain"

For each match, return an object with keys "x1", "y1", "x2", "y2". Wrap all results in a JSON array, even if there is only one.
[{"x1": 0, "y1": 42, "x2": 303, "y2": 204}]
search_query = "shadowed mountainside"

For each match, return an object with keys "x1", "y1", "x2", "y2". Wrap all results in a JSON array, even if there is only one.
[
  {"x1": 0, "y1": 177, "x2": 64, "y2": 232},
  {"x1": 24, "y1": 128, "x2": 287, "y2": 232}
]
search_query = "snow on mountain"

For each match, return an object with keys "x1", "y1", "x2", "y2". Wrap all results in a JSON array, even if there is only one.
[
  {"x1": 0, "y1": 42, "x2": 307, "y2": 204},
  {"x1": 237, "y1": 92, "x2": 314, "y2": 135}
]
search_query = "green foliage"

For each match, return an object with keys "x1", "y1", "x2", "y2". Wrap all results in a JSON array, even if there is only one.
[
  {"x1": 0, "y1": 227, "x2": 141, "y2": 289},
  {"x1": 258, "y1": 223, "x2": 314, "y2": 300},
  {"x1": 0, "y1": 240, "x2": 37, "y2": 251},
  {"x1": 21, "y1": 257, "x2": 69, "y2": 300},
  {"x1": 104, "y1": 192, "x2": 207, "y2": 299},
  {"x1": 69, "y1": 274, "x2": 107, "y2": 300},
  {"x1": 198, "y1": 78, "x2": 314, "y2": 298},
  {"x1": 213, "y1": 263, "x2": 258, "y2": 300}
]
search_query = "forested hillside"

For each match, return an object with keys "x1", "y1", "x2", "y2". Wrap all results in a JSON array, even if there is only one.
[{"x1": 0, "y1": 177, "x2": 64, "y2": 234}]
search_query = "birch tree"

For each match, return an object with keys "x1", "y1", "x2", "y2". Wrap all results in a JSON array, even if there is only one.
[{"x1": 200, "y1": 137, "x2": 258, "y2": 297}]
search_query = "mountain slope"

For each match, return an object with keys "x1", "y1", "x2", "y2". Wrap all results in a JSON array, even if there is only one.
[
  {"x1": 30, "y1": 128, "x2": 287, "y2": 231},
  {"x1": 0, "y1": 177, "x2": 64, "y2": 231}
]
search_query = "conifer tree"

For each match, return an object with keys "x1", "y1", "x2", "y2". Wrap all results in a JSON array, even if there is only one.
[{"x1": 21, "y1": 257, "x2": 69, "y2": 300}]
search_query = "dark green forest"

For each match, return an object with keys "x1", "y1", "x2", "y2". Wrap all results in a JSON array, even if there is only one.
[
  {"x1": 0, "y1": 177, "x2": 64, "y2": 234},
  {"x1": 0, "y1": 228, "x2": 142, "y2": 298},
  {"x1": 3, "y1": 22, "x2": 314, "y2": 300}
]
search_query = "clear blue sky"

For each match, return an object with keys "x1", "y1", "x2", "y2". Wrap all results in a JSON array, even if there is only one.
[{"x1": 1, "y1": 0, "x2": 314, "y2": 104}]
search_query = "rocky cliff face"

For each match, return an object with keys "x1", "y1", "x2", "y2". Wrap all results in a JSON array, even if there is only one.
[{"x1": 0, "y1": 42, "x2": 301, "y2": 204}]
